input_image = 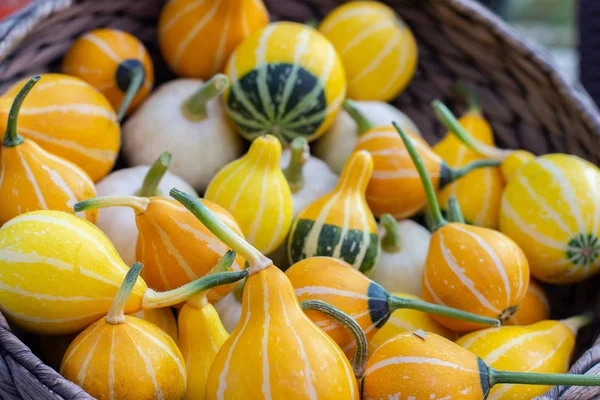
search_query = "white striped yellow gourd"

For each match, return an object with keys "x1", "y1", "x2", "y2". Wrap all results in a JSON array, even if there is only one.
[
  {"x1": 205, "y1": 134, "x2": 293, "y2": 254},
  {"x1": 505, "y1": 280, "x2": 550, "y2": 326},
  {"x1": 0, "y1": 74, "x2": 120, "y2": 182},
  {"x1": 0, "y1": 210, "x2": 248, "y2": 335},
  {"x1": 0, "y1": 76, "x2": 97, "y2": 226},
  {"x1": 133, "y1": 308, "x2": 178, "y2": 342},
  {"x1": 287, "y1": 150, "x2": 379, "y2": 274},
  {"x1": 434, "y1": 101, "x2": 600, "y2": 284},
  {"x1": 158, "y1": 0, "x2": 269, "y2": 79},
  {"x1": 223, "y1": 21, "x2": 347, "y2": 144},
  {"x1": 456, "y1": 315, "x2": 592, "y2": 399},
  {"x1": 60, "y1": 263, "x2": 187, "y2": 400},
  {"x1": 318, "y1": 1, "x2": 417, "y2": 101}
]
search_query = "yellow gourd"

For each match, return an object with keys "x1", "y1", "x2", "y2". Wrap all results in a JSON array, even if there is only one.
[
  {"x1": 60, "y1": 263, "x2": 186, "y2": 400},
  {"x1": 506, "y1": 280, "x2": 550, "y2": 326},
  {"x1": 205, "y1": 135, "x2": 293, "y2": 254},
  {"x1": 318, "y1": 1, "x2": 417, "y2": 101},
  {"x1": 457, "y1": 315, "x2": 592, "y2": 399},
  {"x1": 133, "y1": 308, "x2": 178, "y2": 342}
]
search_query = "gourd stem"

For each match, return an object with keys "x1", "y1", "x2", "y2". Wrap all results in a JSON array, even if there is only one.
[
  {"x1": 343, "y1": 99, "x2": 373, "y2": 135},
  {"x1": 143, "y1": 269, "x2": 248, "y2": 309},
  {"x1": 393, "y1": 122, "x2": 447, "y2": 232},
  {"x1": 446, "y1": 196, "x2": 465, "y2": 224},
  {"x1": 117, "y1": 66, "x2": 144, "y2": 122},
  {"x1": 136, "y1": 152, "x2": 172, "y2": 197},
  {"x1": 561, "y1": 312, "x2": 594, "y2": 335},
  {"x1": 187, "y1": 250, "x2": 236, "y2": 308},
  {"x1": 301, "y1": 300, "x2": 367, "y2": 379},
  {"x1": 452, "y1": 83, "x2": 481, "y2": 114},
  {"x1": 489, "y1": 367, "x2": 600, "y2": 387},
  {"x1": 73, "y1": 196, "x2": 150, "y2": 215},
  {"x1": 233, "y1": 278, "x2": 246, "y2": 302},
  {"x1": 170, "y1": 188, "x2": 273, "y2": 274},
  {"x1": 182, "y1": 74, "x2": 229, "y2": 121},
  {"x1": 304, "y1": 16, "x2": 319, "y2": 28},
  {"x1": 381, "y1": 214, "x2": 402, "y2": 253},
  {"x1": 283, "y1": 137, "x2": 309, "y2": 192},
  {"x1": 432, "y1": 101, "x2": 510, "y2": 161},
  {"x1": 387, "y1": 295, "x2": 501, "y2": 327},
  {"x1": 4, "y1": 76, "x2": 40, "y2": 147},
  {"x1": 446, "y1": 159, "x2": 501, "y2": 182},
  {"x1": 107, "y1": 263, "x2": 143, "y2": 325}
]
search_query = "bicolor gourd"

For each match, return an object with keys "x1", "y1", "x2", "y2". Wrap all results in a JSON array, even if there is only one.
[
  {"x1": 457, "y1": 314, "x2": 592, "y2": 399},
  {"x1": 318, "y1": 1, "x2": 417, "y2": 101},
  {"x1": 61, "y1": 28, "x2": 154, "y2": 119},
  {"x1": 158, "y1": 0, "x2": 269, "y2": 79},
  {"x1": 60, "y1": 263, "x2": 187, "y2": 400},
  {"x1": 0, "y1": 209, "x2": 248, "y2": 334},
  {"x1": 286, "y1": 256, "x2": 499, "y2": 357},
  {"x1": 0, "y1": 76, "x2": 97, "y2": 226},
  {"x1": 287, "y1": 150, "x2": 380, "y2": 274},
  {"x1": 506, "y1": 280, "x2": 550, "y2": 326},
  {"x1": 395, "y1": 122, "x2": 530, "y2": 332},
  {"x1": 362, "y1": 331, "x2": 600, "y2": 400},
  {"x1": 0, "y1": 74, "x2": 120, "y2": 182},
  {"x1": 205, "y1": 134, "x2": 293, "y2": 255},
  {"x1": 435, "y1": 101, "x2": 600, "y2": 284},
  {"x1": 171, "y1": 189, "x2": 363, "y2": 399},
  {"x1": 123, "y1": 74, "x2": 244, "y2": 192},
  {"x1": 223, "y1": 21, "x2": 347, "y2": 144},
  {"x1": 74, "y1": 195, "x2": 245, "y2": 302}
]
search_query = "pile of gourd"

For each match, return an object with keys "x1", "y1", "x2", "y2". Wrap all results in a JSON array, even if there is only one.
[{"x1": 0, "y1": 1, "x2": 599, "y2": 399}]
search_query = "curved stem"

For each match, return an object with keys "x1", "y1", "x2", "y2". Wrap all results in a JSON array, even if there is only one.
[
  {"x1": 143, "y1": 269, "x2": 248, "y2": 309},
  {"x1": 182, "y1": 74, "x2": 229, "y2": 121},
  {"x1": 561, "y1": 312, "x2": 594, "y2": 335},
  {"x1": 446, "y1": 159, "x2": 501, "y2": 182},
  {"x1": 107, "y1": 262, "x2": 143, "y2": 324},
  {"x1": 73, "y1": 196, "x2": 150, "y2": 215},
  {"x1": 452, "y1": 82, "x2": 481, "y2": 114},
  {"x1": 387, "y1": 295, "x2": 501, "y2": 327},
  {"x1": 117, "y1": 66, "x2": 144, "y2": 122},
  {"x1": 343, "y1": 99, "x2": 373, "y2": 135},
  {"x1": 392, "y1": 122, "x2": 447, "y2": 232},
  {"x1": 380, "y1": 214, "x2": 402, "y2": 253},
  {"x1": 186, "y1": 250, "x2": 236, "y2": 308},
  {"x1": 4, "y1": 76, "x2": 40, "y2": 147},
  {"x1": 170, "y1": 188, "x2": 272, "y2": 274},
  {"x1": 446, "y1": 196, "x2": 465, "y2": 224},
  {"x1": 283, "y1": 137, "x2": 309, "y2": 192},
  {"x1": 136, "y1": 152, "x2": 172, "y2": 197},
  {"x1": 489, "y1": 367, "x2": 600, "y2": 387},
  {"x1": 301, "y1": 300, "x2": 367, "y2": 379}
]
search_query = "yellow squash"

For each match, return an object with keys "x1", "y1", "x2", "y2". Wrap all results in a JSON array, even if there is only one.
[
  {"x1": 133, "y1": 308, "x2": 178, "y2": 342},
  {"x1": 506, "y1": 280, "x2": 550, "y2": 326},
  {"x1": 0, "y1": 74, "x2": 120, "y2": 181},
  {"x1": 0, "y1": 76, "x2": 97, "y2": 226},
  {"x1": 205, "y1": 135, "x2": 293, "y2": 254},
  {"x1": 318, "y1": 1, "x2": 417, "y2": 101}
]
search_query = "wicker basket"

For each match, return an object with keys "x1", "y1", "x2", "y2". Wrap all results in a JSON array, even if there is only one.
[{"x1": 0, "y1": 0, "x2": 599, "y2": 399}]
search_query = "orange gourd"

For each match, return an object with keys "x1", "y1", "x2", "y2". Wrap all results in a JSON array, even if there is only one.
[
  {"x1": 62, "y1": 28, "x2": 154, "y2": 119},
  {"x1": 505, "y1": 280, "x2": 550, "y2": 326},
  {"x1": 133, "y1": 308, "x2": 178, "y2": 342},
  {"x1": 0, "y1": 76, "x2": 97, "y2": 226},
  {"x1": 394, "y1": 122, "x2": 530, "y2": 332}
]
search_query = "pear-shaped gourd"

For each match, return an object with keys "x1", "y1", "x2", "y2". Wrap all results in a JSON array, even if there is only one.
[
  {"x1": 0, "y1": 210, "x2": 248, "y2": 334},
  {"x1": 205, "y1": 135, "x2": 293, "y2": 254},
  {"x1": 395, "y1": 122, "x2": 529, "y2": 332},
  {"x1": 435, "y1": 101, "x2": 600, "y2": 283},
  {"x1": 0, "y1": 76, "x2": 97, "y2": 226},
  {"x1": 506, "y1": 280, "x2": 550, "y2": 326},
  {"x1": 60, "y1": 263, "x2": 186, "y2": 400},
  {"x1": 133, "y1": 308, "x2": 178, "y2": 342},
  {"x1": 288, "y1": 150, "x2": 380, "y2": 274},
  {"x1": 456, "y1": 315, "x2": 592, "y2": 399}
]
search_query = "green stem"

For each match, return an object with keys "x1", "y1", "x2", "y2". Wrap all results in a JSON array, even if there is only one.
[
  {"x1": 445, "y1": 159, "x2": 501, "y2": 183},
  {"x1": 4, "y1": 76, "x2": 40, "y2": 147},
  {"x1": 452, "y1": 83, "x2": 481, "y2": 114},
  {"x1": 135, "y1": 152, "x2": 172, "y2": 197},
  {"x1": 117, "y1": 66, "x2": 144, "y2": 122},
  {"x1": 107, "y1": 262, "x2": 143, "y2": 324},
  {"x1": 387, "y1": 295, "x2": 501, "y2": 327},
  {"x1": 343, "y1": 99, "x2": 373, "y2": 135},
  {"x1": 301, "y1": 300, "x2": 367, "y2": 379},
  {"x1": 380, "y1": 214, "x2": 402, "y2": 253},
  {"x1": 143, "y1": 269, "x2": 248, "y2": 309},
  {"x1": 233, "y1": 278, "x2": 246, "y2": 302},
  {"x1": 170, "y1": 188, "x2": 272, "y2": 274},
  {"x1": 283, "y1": 137, "x2": 309, "y2": 192},
  {"x1": 304, "y1": 16, "x2": 319, "y2": 28},
  {"x1": 187, "y1": 250, "x2": 236, "y2": 308},
  {"x1": 392, "y1": 122, "x2": 447, "y2": 232},
  {"x1": 432, "y1": 100, "x2": 510, "y2": 161},
  {"x1": 73, "y1": 196, "x2": 150, "y2": 215},
  {"x1": 489, "y1": 367, "x2": 600, "y2": 387},
  {"x1": 182, "y1": 74, "x2": 229, "y2": 121},
  {"x1": 561, "y1": 312, "x2": 594, "y2": 335},
  {"x1": 446, "y1": 196, "x2": 465, "y2": 224}
]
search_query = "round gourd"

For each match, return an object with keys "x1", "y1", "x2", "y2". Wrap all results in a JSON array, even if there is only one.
[
  {"x1": 158, "y1": 0, "x2": 269, "y2": 79},
  {"x1": 505, "y1": 280, "x2": 550, "y2": 326},
  {"x1": 318, "y1": 1, "x2": 417, "y2": 101},
  {"x1": 223, "y1": 21, "x2": 347, "y2": 144},
  {"x1": 0, "y1": 74, "x2": 120, "y2": 181}
]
